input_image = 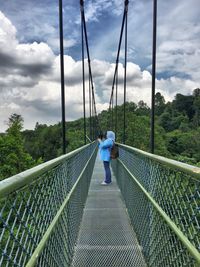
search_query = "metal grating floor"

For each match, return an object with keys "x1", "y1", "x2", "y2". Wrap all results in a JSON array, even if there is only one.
[{"x1": 71, "y1": 157, "x2": 147, "y2": 267}]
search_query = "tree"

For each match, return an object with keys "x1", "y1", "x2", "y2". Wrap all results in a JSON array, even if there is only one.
[
  {"x1": 155, "y1": 92, "x2": 166, "y2": 116},
  {"x1": 6, "y1": 113, "x2": 24, "y2": 135},
  {"x1": 165, "y1": 129, "x2": 200, "y2": 162},
  {"x1": 158, "y1": 112, "x2": 172, "y2": 131},
  {"x1": 0, "y1": 114, "x2": 38, "y2": 180},
  {"x1": 127, "y1": 102, "x2": 137, "y2": 112},
  {"x1": 126, "y1": 115, "x2": 150, "y2": 151},
  {"x1": 192, "y1": 89, "x2": 200, "y2": 127},
  {"x1": 2, "y1": 91, "x2": 199, "y2": 170},
  {"x1": 38, "y1": 125, "x2": 63, "y2": 161},
  {"x1": 135, "y1": 100, "x2": 150, "y2": 116},
  {"x1": 126, "y1": 114, "x2": 169, "y2": 156},
  {"x1": 172, "y1": 93, "x2": 195, "y2": 120},
  {"x1": 23, "y1": 123, "x2": 64, "y2": 162},
  {"x1": 193, "y1": 88, "x2": 200, "y2": 97}
]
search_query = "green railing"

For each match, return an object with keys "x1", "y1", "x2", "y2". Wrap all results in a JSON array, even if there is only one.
[
  {"x1": 1, "y1": 141, "x2": 200, "y2": 267},
  {"x1": 112, "y1": 143, "x2": 200, "y2": 267},
  {"x1": 0, "y1": 142, "x2": 97, "y2": 267}
]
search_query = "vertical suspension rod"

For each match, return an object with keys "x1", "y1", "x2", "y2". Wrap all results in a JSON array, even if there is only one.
[
  {"x1": 115, "y1": 68, "x2": 118, "y2": 139},
  {"x1": 123, "y1": 1, "x2": 128, "y2": 144},
  {"x1": 80, "y1": 1, "x2": 86, "y2": 144},
  {"x1": 108, "y1": 3, "x2": 127, "y2": 129},
  {"x1": 91, "y1": 78, "x2": 95, "y2": 140},
  {"x1": 81, "y1": 2, "x2": 101, "y2": 133},
  {"x1": 89, "y1": 72, "x2": 92, "y2": 140},
  {"x1": 111, "y1": 95, "x2": 114, "y2": 129},
  {"x1": 150, "y1": 0, "x2": 157, "y2": 154},
  {"x1": 109, "y1": 6, "x2": 127, "y2": 110},
  {"x1": 59, "y1": 0, "x2": 66, "y2": 154}
]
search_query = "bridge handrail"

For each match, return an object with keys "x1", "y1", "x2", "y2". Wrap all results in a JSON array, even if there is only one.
[
  {"x1": 25, "y1": 144, "x2": 97, "y2": 266},
  {"x1": 0, "y1": 142, "x2": 97, "y2": 267},
  {"x1": 119, "y1": 158, "x2": 200, "y2": 264},
  {"x1": 117, "y1": 143, "x2": 200, "y2": 180},
  {"x1": 0, "y1": 142, "x2": 94, "y2": 199},
  {"x1": 113, "y1": 143, "x2": 200, "y2": 266}
]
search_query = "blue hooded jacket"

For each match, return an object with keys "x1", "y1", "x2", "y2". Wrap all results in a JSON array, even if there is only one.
[{"x1": 99, "y1": 131, "x2": 115, "y2": 162}]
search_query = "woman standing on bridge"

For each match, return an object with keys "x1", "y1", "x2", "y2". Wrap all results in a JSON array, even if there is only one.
[{"x1": 98, "y1": 131, "x2": 115, "y2": 185}]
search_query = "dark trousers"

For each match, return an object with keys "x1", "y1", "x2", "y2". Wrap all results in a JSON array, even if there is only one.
[{"x1": 103, "y1": 161, "x2": 111, "y2": 183}]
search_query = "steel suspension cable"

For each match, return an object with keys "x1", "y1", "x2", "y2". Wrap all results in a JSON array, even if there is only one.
[
  {"x1": 80, "y1": 0, "x2": 101, "y2": 135},
  {"x1": 89, "y1": 73, "x2": 92, "y2": 140},
  {"x1": 111, "y1": 95, "x2": 114, "y2": 130},
  {"x1": 123, "y1": 2, "x2": 128, "y2": 144},
  {"x1": 108, "y1": 19, "x2": 124, "y2": 129},
  {"x1": 150, "y1": 0, "x2": 157, "y2": 154},
  {"x1": 109, "y1": 5, "x2": 127, "y2": 110},
  {"x1": 108, "y1": 0, "x2": 129, "y2": 137},
  {"x1": 89, "y1": 70, "x2": 96, "y2": 139},
  {"x1": 59, "y1": 0, "x2": 66, "y2": 154},
  {"x1": 92, "y1": 84, "x2": 95, "y2": 138},
  {"x1": 81, "y1": 6, "x2": 86, "y2": 144},
  {"x1": 115, "y1": 68, "x2": 118, "y2": 139}
]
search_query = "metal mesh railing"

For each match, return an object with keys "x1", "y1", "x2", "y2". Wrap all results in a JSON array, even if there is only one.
[
  {"x1": 0, "y1": 142, "x2": 97, "y2": 267},
  {"x1": 112, "y1": 144, "x2": 200, "y2": 267}
]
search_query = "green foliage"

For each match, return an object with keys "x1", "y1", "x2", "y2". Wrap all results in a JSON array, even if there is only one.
[
  {"x1": 126, "y1": 115, "x2": 150, "y2": 151},
  {"x1": 7, "y1": 113, "x2": 24, "y2": 133},
  {"x1": 135, "y1": 100, "x2": 150, "y2": 116},
  {"x1": 1, "y1": 88, "x2": 200, "y2": 180},
  {"x1": 104, "y1": 89, "x2": 200, "y2": 165},
  {"x1": 155, "y1": 92, "x2": 166, "y2": 116},
  {"x1": 192, "y1": 89, "x2": 200, "y2": 127},
  {"x1": 125, "y1": 114, "x2": 169, "y2": 156},
  {"x1": 23, "y1": 123, "x2": 63, "y2": 162},
  {"x1": 67, "y1": 130, "x2": 85, "y2": 151},
  {"x1": 172, "y1": 93, "x2": 195, "y2": 120},
  {"x1": 0, "y1": 114, "x2": 40, "y2": 180},
  {"x1": 161, "y1": 113, "x2": 189, "y2": 132},
  {"x1": 23, "y1": 119, "x2": 86, "y2": 162},
  {"x1": 166, "y1": 128, "x2": 200, "y2": 161}
]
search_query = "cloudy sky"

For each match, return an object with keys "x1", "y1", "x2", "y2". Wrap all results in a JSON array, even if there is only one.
[{"x1": 0, "y1": 0, "x2": 199, "y2": 132}]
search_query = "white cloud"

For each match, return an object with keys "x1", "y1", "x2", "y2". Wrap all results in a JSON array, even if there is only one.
[
  {"x1": 100, "y1": 61, "x2": 200, "y2": 108},
  {"x1": 48, "y1": 38, "x2": 77, "y2": 51},
  {"x1": 78, "y1": 0, "x2": 123, "y2": 24},
  {"x1": 0, "y1": 11, "x2": 17, "y2": 52},
  {"x1": 91, "y1": 0, "x2": 200, "y2": 89},
  {"x1": 0, "y1": 7, "x2": 199, "y2": 133},
  {"x1": 152, "y1": 0, "x2": 200, "y2": 83}
]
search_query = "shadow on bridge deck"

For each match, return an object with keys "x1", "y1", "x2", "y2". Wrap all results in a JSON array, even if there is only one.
[{"x1": 71, "y1": 157, "x2": 147, "y2": 267}]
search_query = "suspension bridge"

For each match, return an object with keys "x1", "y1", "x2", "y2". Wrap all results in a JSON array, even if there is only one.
[{"x1": 0, "y1": 1, "x2": 200, "y2": 266}]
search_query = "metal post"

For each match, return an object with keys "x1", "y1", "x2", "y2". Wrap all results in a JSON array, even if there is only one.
[
  {"x1": 115, "y1": 68, "x2": 118, "y2": 140},
  {"x1": 89, "y1": 75, "x2": 92, "y2": 140},
  {"x1": 109, "y1": 10, "x2": 126, "y2": 115},
  {"x1": 111, "y1": 94, "x2": 114, "y2": 130},
  {"x1": 93, "y1": 85, "x2": 95, "y2": 140},
  {"x1": 150, "y1": 0, "x2": 157, "y2": 154},
  {"x1": 81, "y1": 1, "x2": 86, "y2": 145},
  {"x1": 123, "y1": 3, "x2": 128, "y2": 144},
  {"x1": 82, "y1": 10, "x2": 100, "y2": 135},
  {"x1": 108, "y1": 104, "x2": 112, "y2": 130},
  {"x1": 59, "y1": 0, "x2": 66, "y2": 154},
  {"x1": 91, "y1": 92, "x2": 94, "y2": 140}
]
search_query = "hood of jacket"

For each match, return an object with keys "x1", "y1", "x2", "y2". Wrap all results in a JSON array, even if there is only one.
[{"x1": 106, "y1": 131, "x2": 115, "y2": 141}]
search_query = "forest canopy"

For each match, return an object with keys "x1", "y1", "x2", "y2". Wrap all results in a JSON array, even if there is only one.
[{"x1": 0, "y1": 88, "x2": 200, "y2": 181}]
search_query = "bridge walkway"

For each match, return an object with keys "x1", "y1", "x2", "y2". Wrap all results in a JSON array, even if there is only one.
[{"x1": 71, "y1": 157, "x2": 146, "y2": 267}]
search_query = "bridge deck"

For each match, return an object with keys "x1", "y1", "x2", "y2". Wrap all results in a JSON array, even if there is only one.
[{"x1": 71, "y1": 157, "x2": 146, "y2": 267}]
